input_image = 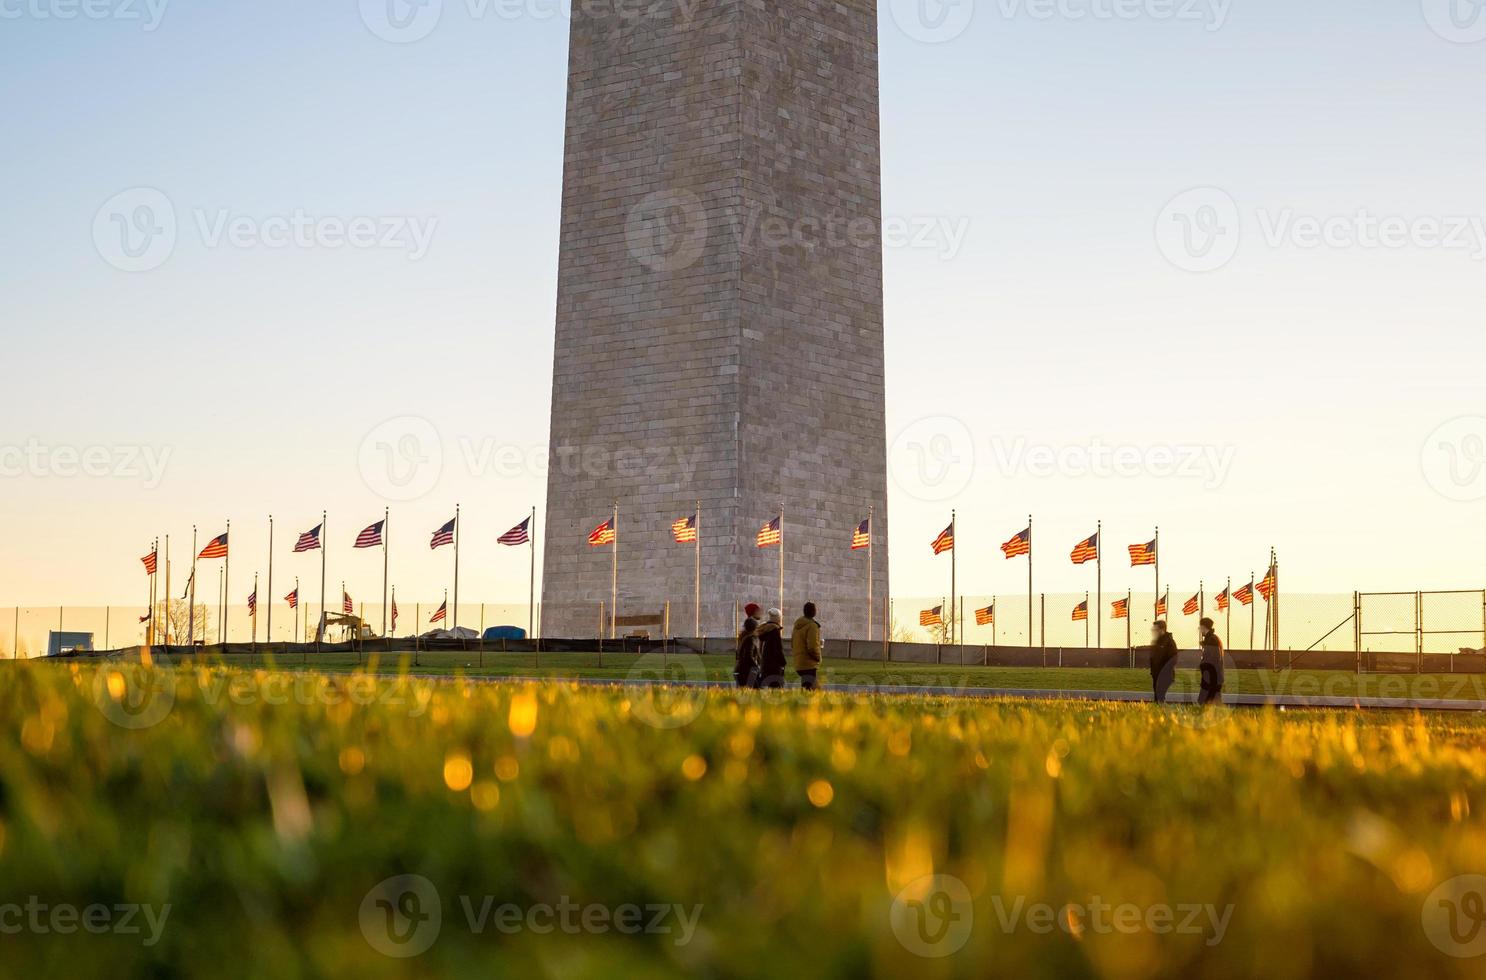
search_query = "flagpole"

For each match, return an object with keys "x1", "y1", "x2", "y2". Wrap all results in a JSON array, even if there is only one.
[
  {"x1": 694, "y1": 498, "x2": 701, "y2": 638},
  {"x1": 1126, "y1": 588, "x2": 1132, "y2": 651},
  {"x1": 1027, "y1": 514, "x2": 1034, "y2": 649},
  {"x1": 452, "y1": 503, "x2": 461, "y2": 631},
  {"x1": 266, "y1": 516, "x2": 274, "y2": 645},
  {"x1": 1226, "y1": 575, "x2": 1232, "y2": 648},
  {"x1": 949, "y1": 509, "x2": 957, "y2": 646},
  {"x1": 381, "y1": 507, "x2": 389, "y2": 638},
  {"x1": 528, "y1": 506, "x2": 537, "y2": 639},
  {"x1": 163, "y1": 535, "x2": 171, "y2": 646},
  {"x1": 610, "y1": 500, "x2": 618, "y2": 640},
  {"x1": 1084, "y1": 592, "x2": 1089, "y2": 647},
  {"x1": 217, "y1": 566, "x2": 223, "y2": 644},
  {"x1": 1095, "y1": 519, "x2": 1102, "y2": 649},
  {"x1": 222, "y1": 519, "x2": 230, "y2": 644},
  {"x1": 148, "y1": 537, "x2": 157, "y2": 645},
  {"x1": 189, "y1": 527, "x2": 197, "y2": 645},
  {"x1": 867, "y1": 505, "x2": 874, "y2": 643},
  {"x1": 319, "y1": 510, "x2": 327, "y2": 651},
  {"x1": 1153, "y1": 526, "x2": 1160, "y2": 619},
  {"x1": 294, "y1": 576, "x2": 300, "y2": 645},
  {"x1": 252, "y1": 572, "x2": 259, "y2": 644},
  {"x1": 778, "y1": 503, "x2": 785, "y2": 615},
  {"x1": 1250, "y1": 570, "x2": 1256, "y2": 650}
]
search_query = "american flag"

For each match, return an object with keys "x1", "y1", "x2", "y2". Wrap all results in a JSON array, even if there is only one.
[
  {"x1": 285, "y1": 588, "x2": 298, "y2": 609},
  {"x1": 851, "y1": 518, "x2": 870, "y2": 550},
  {"x1": 1183, "y1": 593, "x2": 1200, "y2": 616},
  {"x1": 430, "y1": 600, "x2": 447, "y2": 624},
  {"x1": 1157, "y1": 592, "x2": 1169, "y2": 617},
  {"x1": 198, "y1": 532, "x2": 229, "y2": 559},
  {"x1": 431, "y1": 518, "x2": 456, "y2": 550},
  {"x1": 1112, "y1": 597, "x2": 1129, "y2": 619},
  {"x1": 391, "y1": 597, "x2": 399, "y2": 630},
  {"x1": 930, "y1": 521, "x2": 954, "y2": 555},
  {"x1": 354, "y1": 520, "x2": 385, "y2": 549},
  {"x1": 343, "y1": 591, "x2": 354, "y2": 615},
  {"x1": 247, "y1": 590, "x2": 257, "y2": 616},
  {"x1": 756, "y1": 516, "x2": 781, "y2": 548},
  {"x1": 1128, "y1": 539, "x2": 1157, "y2": 566},
  {"x1": 181, "y1": 569, "x2": 193, "y2": 599},
  {"x1": 974, "y1": 604, "x2": 994, "y2": 626},
  {"x1": 1257, "y1": 565, "x2": 1276, "y2": 601},
  {"x1": 1072, "y1": 600, "x2": 1088, "y2": 622},
  {"x1": 138, "y1": 611, "x2": 151, "y2": 624},
  {"x1": 1001, "y1": 527, "x2": 1031, "y2": 559},
  {"x1": 672, "y1": 513, "x2": 698, "y2": 544},
  {"x1": 1069, "y1": 533, "x2": 1098, "y2": 565},
  {"x1": 499, "y1": 517, "x2": 531, "y2": 546},
  {"x1": 919, "y1": 605, "x2": 943, "y2": 627},
  {"x1": 589, "y1": 518, "x2": 616, "y2": 547},
  {"x1": 141, "y1": 549, "x2": 158, "y2": 576},
  {"x1": 1234, "y1": 582, "x2": 1255, "y2": 606},
  {"x1": 1215, "y1": 588, "x2": 1230, "y2": 612},
  {"x1": 293, "y1": 525, "x2": 322, "y2": 553}
]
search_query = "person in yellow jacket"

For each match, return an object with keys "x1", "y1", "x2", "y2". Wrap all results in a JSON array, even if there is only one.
[{"x1": 791, "y1": 602, "x2": 823, "y2": 690}]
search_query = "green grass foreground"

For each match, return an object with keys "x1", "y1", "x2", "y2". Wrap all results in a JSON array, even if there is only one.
[
  {"x1": 104, "y1": 649, "x2": 1486, "y2": 703},
  {"x1": 2, "y1": 662, "x2": 1485, "y2": 978}
]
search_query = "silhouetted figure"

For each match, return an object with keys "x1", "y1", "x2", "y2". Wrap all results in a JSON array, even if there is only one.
[
  {"x1": 792, "y1": 601, "x2": 822, "y2": 690},
  {"x1": 1148, "y1": 619, "x2": 1179, "y2": 704},
  {"x1": 735, "y1": 611, "x2": 760, "y2": 688},
  {"x1": 756, "y1": 608, "x2": 787, "y2": 688},
  {"x1": 1198, "y1": 617, "x2": 1224, "y2": 706}
]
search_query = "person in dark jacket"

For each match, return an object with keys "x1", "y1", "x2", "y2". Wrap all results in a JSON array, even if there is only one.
[
  {"x1": 1197, "y1": 617, "x2": 1224, "y2": 706},
  {"x1": 1147, "y1": 619, "x2": 1179, "y2": 704},
  {"x1": 735, "y1": 611, "x2": 760, "y2": 688},
  {"x1": 791, "y1": 602, "x2": 823, "y2": 691},
  {"x1": 756, "y1": 608, "x2": 787, "y2": 688}
]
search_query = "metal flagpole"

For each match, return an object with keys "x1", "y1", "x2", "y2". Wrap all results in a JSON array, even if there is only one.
[
  {"x1": 163, "y1": 535, "x2": 171, "y2": 646},
  {"x1": 778, "y1": 503, "x2": 785, "y2": 615},
  {"x1": 1084, "y1": 592, "x2": 1089, "y2": 647},
  {"x1": 319, "y1": 510, "x2": 327, "y2": 651},
  {"x1": 1153, "y1": 526, "x2": 1160, "y2": 619},
  {"x1": 381, "y1": 507, "x2": 389, "y2": 638},
  {"x1": 1250, "y1": 570, "x2": 1255, "y2": 650},
  {"x1": 1226, "y1": 575, "x2": 1232, "y2": 648},
  {"x1": 949, "y1": 509, "x2": 957, "y2": 646},
  {"x1": 694, "y1": 499, "x2": 701, "y2": 638},
  {"x1": 266, "y1": 516, "x2": 274, "y2": 645},
  {"x1": 529, "y1": 506, "x2": 537, "y2": 639},
  {"x1": 452, "y1": 503, "x2": 461, "y2": 631},
  {"x1": 217, "y1": 566, "x2": 223, "y2": 643},
  {"x1": 252, "y1": 572, "x2": 259, "y2": 644},
  {"x1": 294, "y1": 576, "x2": 300, "y2": 646},
  {"x1": 189, "y1": 527, "x2": 197, "y2": 645},
  {"x1": 148, "y1": 537, "x2": 157, "y2": 645},
  {"x1": 222, "y1": 519, "x2": 230, "y2": 643},
  {"x1": 610, "y1": 500, "x2": 618, "y2": 640},
  {"x1": 861, "y1": 505, "x2": 867, "y2": 645},
  {"x1": 1126, "y1": 589, "x2": 1132, "y2": 651},
  {"x1": 1096, "y1": 519, "x2": 1102, "y2": 649},
  {"x1": 1027, "y1": 515, "x2": 1034, "y2": 649},
  {"x1": 992, "y1": 596, "x2": 997, "y2": 646}
]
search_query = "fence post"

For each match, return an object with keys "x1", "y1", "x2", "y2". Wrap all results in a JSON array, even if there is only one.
[
  {"x1": 1416, "y1": 591, "x2": 1423, "y2": 673},
  {"x1": 1353, "y1": 591, "x2": 1361, "y2": 674}
]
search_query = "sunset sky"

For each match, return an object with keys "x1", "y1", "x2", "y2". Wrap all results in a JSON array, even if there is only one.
[{"x1": 2, "y1": 0, "x2": 1483, "y2": 631}]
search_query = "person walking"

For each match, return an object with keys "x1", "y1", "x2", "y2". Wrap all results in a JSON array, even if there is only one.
[
  {"x1": 791, "y1": 601, "x2": 823, "y2": 691},
  {"x1": 1198, "y1": 617, "x2": 1224, "y2": 706},
  {"x1": 735, "y1": 604, "x2": 761, "y2": 688},
  {"x1": 1148, "y1": 619, "x2": 1179, "y2": 704},
  {"x1": 756, "y1": 608, "x2": 787, "y2": 688}
]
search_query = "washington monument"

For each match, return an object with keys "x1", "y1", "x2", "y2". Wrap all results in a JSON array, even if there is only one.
[{"x1": 541, "y1": 0, "x2": 889, "y2": 638}]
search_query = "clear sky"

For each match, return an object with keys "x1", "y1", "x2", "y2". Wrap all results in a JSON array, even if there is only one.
[{"x1": 2, "y1": 0, "x2": 1484, "y2": 619}]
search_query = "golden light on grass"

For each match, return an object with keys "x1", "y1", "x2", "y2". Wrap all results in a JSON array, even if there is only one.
[
  {"x1": 807, "y1": 779, "x2": 834, "y2": 807},
  {"x1": 106, "y1": 671, "x2": 127, "y2": 701},
  {"x1": 495, "y1": 755, "x2": 520, "y2": 781},
  {"x1": 443, "y1": 751, "x2": 474, "y2": 792},
  {"x1": 508, "y1": 691, "x2": 538, "y2": 738},
  {"x1": 681, "y1": 754, "x2": 708, "y2": 781},
  {"x1": 470, "y1": 781, "x2": 501, "y2": 811},
  {"x1": 338, "y1": 746, "x2": 365, "y2": 776}
]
